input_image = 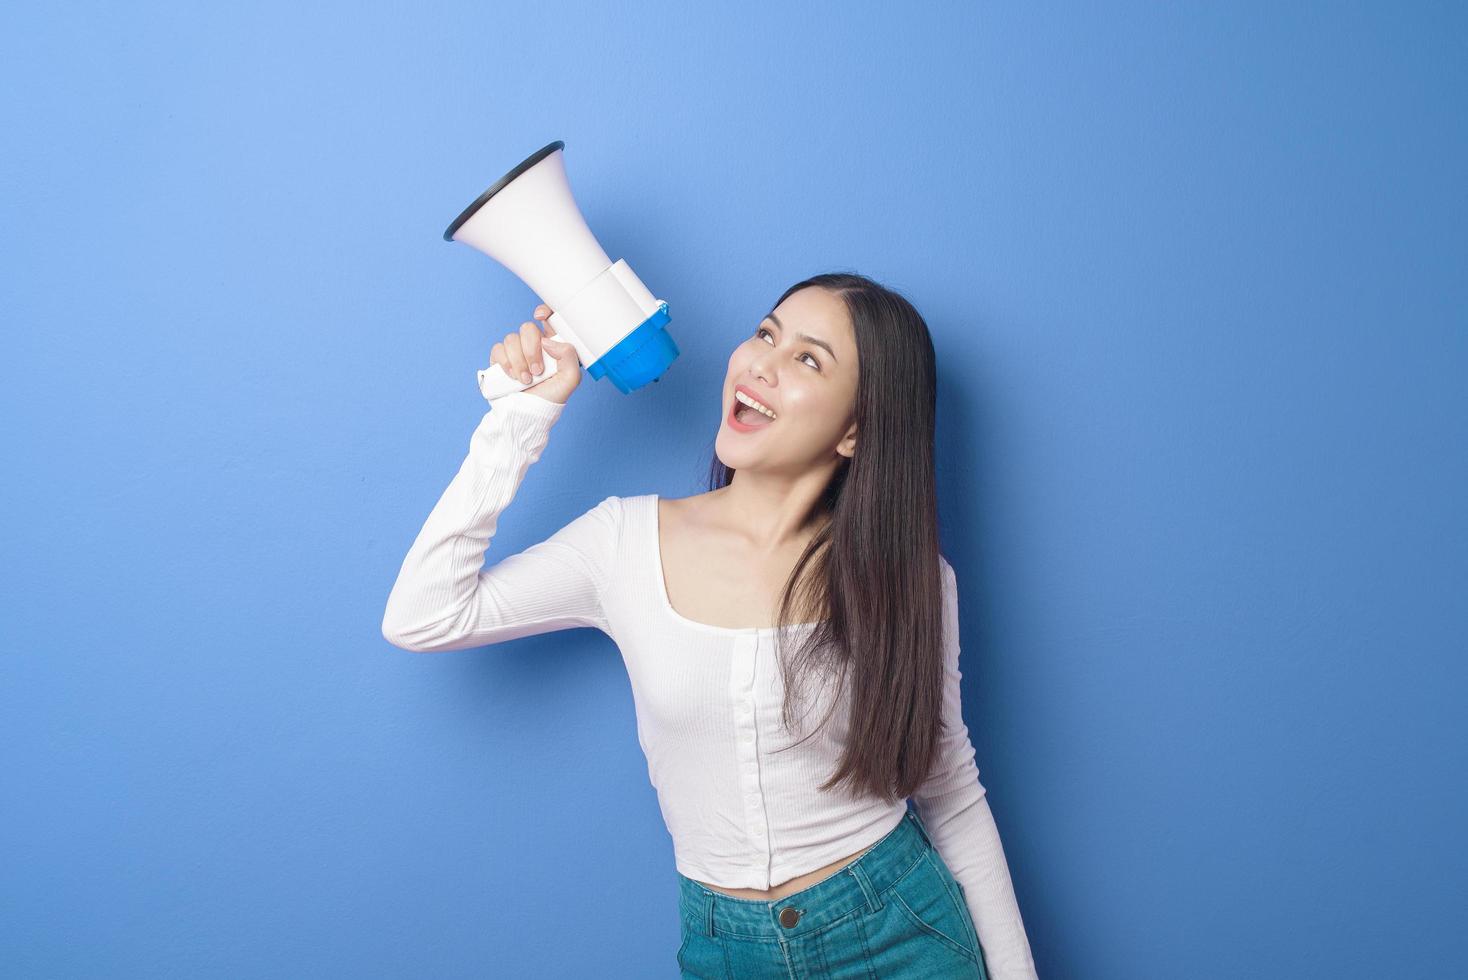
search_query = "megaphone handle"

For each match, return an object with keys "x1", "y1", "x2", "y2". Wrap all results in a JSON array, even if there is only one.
[{"x1": 477, "y1": 354, "x2": 563, "y2": 402}]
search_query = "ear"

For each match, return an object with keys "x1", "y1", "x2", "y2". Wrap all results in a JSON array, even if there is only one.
[{"x1": 836, "y1": 421, "x2": 857, "y2": 459}]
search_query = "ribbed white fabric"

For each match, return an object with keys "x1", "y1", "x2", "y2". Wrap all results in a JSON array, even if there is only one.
[{"x1": 381, "y1": 390, "x2": 1039, "y2": 979}]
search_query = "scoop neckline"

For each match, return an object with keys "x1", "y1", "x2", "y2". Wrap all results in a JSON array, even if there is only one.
[{"x1": 649, "y1": 494, "x2": 824, "y2": 636}]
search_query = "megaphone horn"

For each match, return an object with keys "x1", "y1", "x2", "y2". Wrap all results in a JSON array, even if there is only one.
[{"x1": 444, "y1": 140, "x2": 678, "y2": 400}]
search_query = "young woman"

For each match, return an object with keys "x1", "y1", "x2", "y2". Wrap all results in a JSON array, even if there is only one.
[{"x1": 382, "y1": 272, "x2": 1039, "y2": 979}]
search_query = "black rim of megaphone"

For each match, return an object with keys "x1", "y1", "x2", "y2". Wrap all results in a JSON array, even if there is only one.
[{"x1": 443, "y1": 140, "x2": 566, "y2": 242}]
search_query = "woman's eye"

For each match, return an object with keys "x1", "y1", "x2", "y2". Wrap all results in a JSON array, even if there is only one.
[{"x1": 755, "y1": 327, "x2": 821, "y2": 371}]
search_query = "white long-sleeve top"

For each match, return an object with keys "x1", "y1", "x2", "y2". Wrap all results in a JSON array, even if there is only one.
[{"x1": 381, "y1": 390, "x2": 1039, "y2": 979}]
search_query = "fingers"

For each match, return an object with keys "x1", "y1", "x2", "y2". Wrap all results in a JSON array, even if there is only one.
[
  {"x1": 534, "y1": 304, "x2": 557, "y2": 337},
  {"x1": 518, "y1": 319, "x2": 544, "y2": 379},
  {"x1": 494, "y1": 333, "x2": 533, "y2": 385},
  {"x1": 492, "y1": 308, "x2": 558, "y2": 386}
]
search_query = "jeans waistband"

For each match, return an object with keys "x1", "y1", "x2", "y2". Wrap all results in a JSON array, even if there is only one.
[{"x1": 676, "y1": 807, "x2": 935, "y2": 940}]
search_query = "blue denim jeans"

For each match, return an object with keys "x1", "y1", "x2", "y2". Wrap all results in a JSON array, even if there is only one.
[{"x1": 675, "y1": 808, "x2": 990, "y2": 978}]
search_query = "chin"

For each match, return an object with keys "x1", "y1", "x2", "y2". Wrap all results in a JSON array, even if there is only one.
[{"x1": 714, "y1": 431, "x2": 761, "y2": 469}]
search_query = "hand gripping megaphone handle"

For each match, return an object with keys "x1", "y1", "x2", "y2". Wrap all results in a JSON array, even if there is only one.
[{"x1": 477, "y1": 351, "x2": 564, "y2": 401}]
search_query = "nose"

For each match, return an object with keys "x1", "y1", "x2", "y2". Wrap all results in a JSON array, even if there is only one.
[{"x1": 747, "y1": 347, "x2": 778, "y2": 386}]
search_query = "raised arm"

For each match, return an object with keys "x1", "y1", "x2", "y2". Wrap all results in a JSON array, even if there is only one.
[
  {"x1": 381, "y1": 389, "x2": 620, "y2": 652},
  {"x1": 910, "y1": 558, "x2": 1039, "y2": 979}
]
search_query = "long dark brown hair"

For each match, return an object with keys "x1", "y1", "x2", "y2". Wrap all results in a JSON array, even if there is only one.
[{"x1": 706, "y1": 271, "x2": 947, "y2": 805}]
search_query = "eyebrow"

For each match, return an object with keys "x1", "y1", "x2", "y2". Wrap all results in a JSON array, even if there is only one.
[{"x1": 765, "y1": 313, "x2": 839, "y2": 364}]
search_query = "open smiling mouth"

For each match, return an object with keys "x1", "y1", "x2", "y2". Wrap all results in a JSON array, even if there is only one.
[{"x1": 728, "y1": 394, "x2": 777, "y2": 431}]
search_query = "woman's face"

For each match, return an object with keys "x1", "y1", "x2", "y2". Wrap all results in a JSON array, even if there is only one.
[{"x1": 716, "y1": 286, "x2": 859, "y2": 473}]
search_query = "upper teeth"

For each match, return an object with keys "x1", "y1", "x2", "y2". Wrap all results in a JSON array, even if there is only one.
[{"x1": 735, "y1": 390, "x2": 777, "y2": 419}]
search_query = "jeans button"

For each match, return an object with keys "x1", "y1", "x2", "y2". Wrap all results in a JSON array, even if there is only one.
[{"x1": 778, "y1": 907, "x2": 801, "y2": 928}]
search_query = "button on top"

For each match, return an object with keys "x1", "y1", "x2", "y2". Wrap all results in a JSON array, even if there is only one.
[{"x1": 778, "y1": 906, "x2": 801, "y2": 928}]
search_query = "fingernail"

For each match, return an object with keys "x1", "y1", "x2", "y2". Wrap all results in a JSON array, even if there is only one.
[
  {"x1": 521, "y1": 372, "x2": 532, "y2": 384},
  {"x1": 534, "y1": 363, "x2": 543, "y2": 373}
]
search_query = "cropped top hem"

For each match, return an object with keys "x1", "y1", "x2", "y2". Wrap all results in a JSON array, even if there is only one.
[{"x1": 674, "y1": 802, "x2": 907, "y2": 893}]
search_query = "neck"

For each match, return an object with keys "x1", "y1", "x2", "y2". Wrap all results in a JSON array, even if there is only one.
[{"x1": 716, "y1": 465, "x2": 838, "y2": 555}]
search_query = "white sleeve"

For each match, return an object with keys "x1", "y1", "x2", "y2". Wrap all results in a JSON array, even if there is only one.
[
  {"x1": 911, "y1": 558, "x2": 1040, "y2": 979},
  {"x1": 381, "y1": 390, "x2": 620, "y2": 652}
]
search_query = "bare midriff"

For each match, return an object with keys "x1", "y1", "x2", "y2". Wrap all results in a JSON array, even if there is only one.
[{"x1": 692, "y1": 842, "x2": 877, "y2": 902}]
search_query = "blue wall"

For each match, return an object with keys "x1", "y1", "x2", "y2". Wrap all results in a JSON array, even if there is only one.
[{"x1": 3, "y1": 2, "x2": 1463, "y2": 977}]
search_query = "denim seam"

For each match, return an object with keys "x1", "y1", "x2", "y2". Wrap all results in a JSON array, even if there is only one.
[
  {"x1": 890, "y1": 888, "x2": 980, "y2": 964},
  {"x1": 852, "y1": 912, "x2": 878, "y2": 980},
  {"x1": 814, "y1": 928, "x2": 833, "y2": 977},
  {"x1": 949, "y1": 877, "x2": 984, "y2": 964},
  {"x1": 887, "y1": 847, "x2": 929, "y2": 891},
  {"x1": 925, "y1": 849, "x2": 981, "y2": 960},
  {"x1": 719, "y1": 930, "x2": 735, "y2": 980},
  {"x1": 776, "y1": 934, "x2": 796, "y2": 980}
]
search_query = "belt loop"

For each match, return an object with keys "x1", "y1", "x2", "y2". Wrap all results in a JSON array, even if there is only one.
[
  {"x1": 907, "y1": 807, "x2": 934, "y2": 850},
  {"x1": 847, "y1": 858, "x2": 883, "y2": 913},
  {"x1": 702, "y1": 888, "x2": 716, "y2": 937}
]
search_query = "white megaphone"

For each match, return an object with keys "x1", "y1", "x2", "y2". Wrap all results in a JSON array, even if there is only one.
[{"x1": 444, "y1": 140, "x2": 678, "y2": 400}]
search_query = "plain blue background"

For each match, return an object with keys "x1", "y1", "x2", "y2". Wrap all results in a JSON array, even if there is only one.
[{"x1": 3, "y1": 2, "x2": 1464, "y2": 977}]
